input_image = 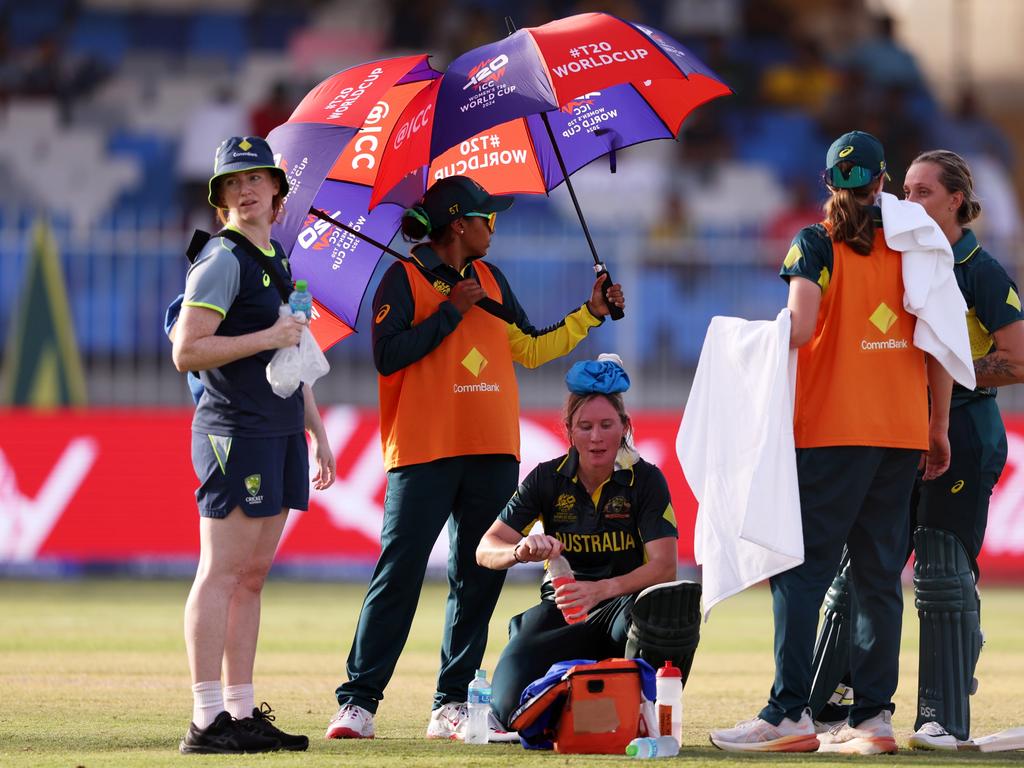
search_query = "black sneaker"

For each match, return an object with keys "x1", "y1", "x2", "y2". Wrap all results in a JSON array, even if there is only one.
[
  {"x1": 236, "y1": 702, "x2": 309, "y2": 751},
  {"x1": 179, "y1": 710, "x2": 279, "y2": 754}
]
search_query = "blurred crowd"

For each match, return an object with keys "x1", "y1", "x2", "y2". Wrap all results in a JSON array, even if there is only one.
[
  {"x1": 0, "y1": 0, "x2": 1018, "y2": 237},
  {"x1": 0, "y1": 0, "x2": 1021, "y2": 386}
]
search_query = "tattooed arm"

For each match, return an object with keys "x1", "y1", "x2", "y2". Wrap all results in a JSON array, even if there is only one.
[{"x1": 975, "y1": 320, "x2": 1024, "y2": 387}]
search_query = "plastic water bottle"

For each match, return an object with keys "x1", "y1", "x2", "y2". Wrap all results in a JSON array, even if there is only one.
[
  {"x1": 288, "y1": 279, "x2": 313, "y2": 320},
  {"x1": 464, "y1": 669, "x2": 491, "y2": 744},
  {"x1": 547, "y1": 554, "x2": 587, "y2": 624},
  {"x1": 655, "y1": 661, "x2": 683, "y2": 743},
  {"x1": 625, "y1": 736, "x2": 680, "y2": 758}
]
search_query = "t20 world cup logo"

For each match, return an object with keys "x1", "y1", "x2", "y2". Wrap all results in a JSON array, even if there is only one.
[{"x1": 463, "y1": 54, "x2": 509, "y2": 91}]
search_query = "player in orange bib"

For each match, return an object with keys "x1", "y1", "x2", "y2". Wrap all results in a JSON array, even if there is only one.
[
  {"x1": 325, "y1": 175, "x2": 624, "y2": 742},
  {"x1": 710, "y1": 131, "x2": 953, "y2": 755}
]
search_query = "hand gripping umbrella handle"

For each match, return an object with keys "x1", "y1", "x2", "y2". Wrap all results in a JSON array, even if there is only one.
[
  {"x1": 595, "y1": 263, "x2": 624, "y2": 321},
  {"x1": 310, "y1": 208, "x2": 515, "y2": 324}
]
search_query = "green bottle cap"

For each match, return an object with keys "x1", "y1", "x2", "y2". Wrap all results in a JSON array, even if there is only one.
[
  {"x1": 625, "y1": 744, "x2": 638, "y2": 756},
  {"x1": 295, "y1": 279, "x2": 308, "y2": 292}
]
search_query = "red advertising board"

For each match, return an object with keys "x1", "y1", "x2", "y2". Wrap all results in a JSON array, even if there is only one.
[{"x1": 1, "y1": 408, "x2": 1022, "y2": 579}]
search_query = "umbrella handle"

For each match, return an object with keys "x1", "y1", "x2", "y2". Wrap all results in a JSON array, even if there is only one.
[{"x1": 595, "y1": 264, "x2": 625, "y2": 321}]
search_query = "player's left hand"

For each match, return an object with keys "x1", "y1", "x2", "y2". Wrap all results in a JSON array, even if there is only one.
[
  {"x1": 311, "y1": 437, "x2": 336, "y2": 490},
  {"x1": 554, "y1": 578, "x2": 609, "y2": 617},
  {"x1": 922, "y1": 428, "x2": 950, "y2": 481},
  {"x1": 586, "y1": 275, "x2": 624, "y2": 318}
]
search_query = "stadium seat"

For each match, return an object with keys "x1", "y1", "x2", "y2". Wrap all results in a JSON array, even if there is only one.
[
  {"x1": 7, "y1": 4, "x2": 69, "y2": 47},
  {"x1": 69, "y1": 11, "x2": 129, "y2": 68},
  {"x1": 130, "y1": 12, "x2": 188, "y2": 54},
  {"x1": 107, "y1": 131, "x2": 179, "y2": 210},
  {"x1": 186, "y1": 12, "x2": 249, "y2": 70}
]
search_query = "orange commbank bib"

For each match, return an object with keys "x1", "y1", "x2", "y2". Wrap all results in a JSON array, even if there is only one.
[
  {"x1": 378, "y1": 260, "x2": 521, "y2": 469},
  {"x1": 793, "y1": 229, "x2": 928, "y2": 449}
]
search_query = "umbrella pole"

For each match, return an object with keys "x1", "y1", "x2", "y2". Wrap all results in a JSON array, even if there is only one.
[
  {"x1": 539, "y1": 112, "x2": 624, "y2": 320},
  {"x1": 309, "y1": 207, "x2": 514, "y2": 324}
]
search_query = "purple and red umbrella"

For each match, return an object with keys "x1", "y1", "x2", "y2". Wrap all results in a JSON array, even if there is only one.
[
  {"x1": 267, "y1": 55, "x2": 441, "y2": 350},
  {"x1": 368, "y1": 13, "x2": 731, "y2": 317}
]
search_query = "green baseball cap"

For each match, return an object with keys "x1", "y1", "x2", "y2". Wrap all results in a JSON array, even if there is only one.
[
  {"x1": 825, "y1": 130, "x2": 887, "y2": 189},
  {"x1": 208, "y1": 135, "x2": 289, "y2": 207},
  {"x1": 411, "y1": 175, "x2": 514, "y2": 232}
]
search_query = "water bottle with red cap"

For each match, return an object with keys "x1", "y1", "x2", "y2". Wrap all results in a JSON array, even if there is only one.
[{"x1": 655, "y1": 661, "x2": 683, "y2": 742}]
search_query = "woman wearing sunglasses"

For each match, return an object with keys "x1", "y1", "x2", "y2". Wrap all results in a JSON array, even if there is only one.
[{"x1": 327, "y1": 174, "x2": 624, "y2": 742}]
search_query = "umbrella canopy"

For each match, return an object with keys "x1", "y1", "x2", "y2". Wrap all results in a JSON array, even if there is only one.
[
  {"x1": 268, "y1": 55, "x2": 441, "y2": 350},
  {"x1": 370, "y1": 13, "x2": 731, "y2": 209}
]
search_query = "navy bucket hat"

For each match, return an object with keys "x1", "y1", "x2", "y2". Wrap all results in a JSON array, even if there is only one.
[{"x1": 208, "y1": 136, "x2": 289, "y2": 207}]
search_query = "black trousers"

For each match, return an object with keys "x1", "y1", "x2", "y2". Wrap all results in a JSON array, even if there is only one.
[
  {"x1": 490, "y1": 594, "x2": 635, "y2": 728},
  {"x1": 335, "y1": 454, "x2": 519, "y2": 713},
  {"x1": 759, "y1": 446, "x2": 918, "y2": 727}
]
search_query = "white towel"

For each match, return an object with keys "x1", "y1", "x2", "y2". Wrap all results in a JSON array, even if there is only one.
[
  {"x1": 677, "y1": 309, "x2": 803, "y2": 621},
  {"x1": 879, "y1": 192, "x2": 976, "y2": 389}
]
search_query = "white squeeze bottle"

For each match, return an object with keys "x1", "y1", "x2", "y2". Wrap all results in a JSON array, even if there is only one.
[
  {"x1": 655, "y1": 660, "x2": 683, "y2": 742},
  {"x1": 625, "y1": 735, "x2": 680, "y2": 758},
  {"x1": 464, "y1": 669, "x2": 491, "y2": 744}
]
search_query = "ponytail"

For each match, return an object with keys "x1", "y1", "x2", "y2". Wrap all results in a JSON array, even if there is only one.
[
  {"x1": 824, "y1": 166, "x2": 878, "y2": 255},
  {"x1": 400, "y1": 204, "x2": 455, "y2": 244}
]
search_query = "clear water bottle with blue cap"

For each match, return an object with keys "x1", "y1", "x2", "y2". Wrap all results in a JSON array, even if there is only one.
[
  {"x1": 464, "y1": 669, "x2": 491, "y2": 744},
  {"x1": 625, "y1": 735, "x2": 679, "y2": 758},
  {"x1": 288, "y1": 279, "x2": 312, "y2": 320}
]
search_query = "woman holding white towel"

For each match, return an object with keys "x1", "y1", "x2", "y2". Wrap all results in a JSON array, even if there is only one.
[{"x1": 710, "y1": 131, "x2": 953, "y2": 755}]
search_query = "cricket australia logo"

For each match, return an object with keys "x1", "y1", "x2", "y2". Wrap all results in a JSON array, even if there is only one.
[
  {"x1": 244, "y1": 474, "x2": 264, "y2": 504},
  {"x1": 603, "y1": 496, "x2": 631, "y2": 519}
]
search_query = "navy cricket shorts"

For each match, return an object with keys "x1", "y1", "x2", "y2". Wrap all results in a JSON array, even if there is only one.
[{"x1": 191, "y1": 432, "x2": 310, "y2": 518}]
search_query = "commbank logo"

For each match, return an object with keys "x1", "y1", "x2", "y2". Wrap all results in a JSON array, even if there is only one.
[
  {"x1": 461, "y1": 347, "x2": 488, "y2": 377},
  {"x1": 869, "y1": 302, "x2": 897, "y2": 334}
]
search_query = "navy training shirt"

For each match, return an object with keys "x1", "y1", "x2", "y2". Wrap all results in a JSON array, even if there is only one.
[{"x1": 183, "y1": 232, "x2": 303, "y2": 437}]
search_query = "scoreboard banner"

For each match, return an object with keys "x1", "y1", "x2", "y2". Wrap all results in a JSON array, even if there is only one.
[{"x1": 1, "y1": 407, "x2": 1022, "y2": 579}]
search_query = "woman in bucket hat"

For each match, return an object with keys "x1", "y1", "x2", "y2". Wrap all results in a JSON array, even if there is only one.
[
  {"x1": 326, "y1": 175, "x2": 624, "y2": 742},
  {"x1": 710, "y1": 131, "x2": 954, "y2": 755},
  {"x1": 172, "y1": 135, "x2": 335, "y2": 754}
]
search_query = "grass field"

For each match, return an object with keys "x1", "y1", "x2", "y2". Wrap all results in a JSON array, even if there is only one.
[{"x1": 1, "y1": 579, "x2": 1023, "y2": 767}]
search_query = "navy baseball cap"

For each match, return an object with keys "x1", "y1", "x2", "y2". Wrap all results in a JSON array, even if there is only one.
[
  {"x1": 208, "y1": 136, "x2": 289, "y2": 207},
  {"x1": 825, "y1": 130, "x2": 887, "y2": 189},
  {"x1": 415, "y1": 175, "x2": 514, "y2": 231}
]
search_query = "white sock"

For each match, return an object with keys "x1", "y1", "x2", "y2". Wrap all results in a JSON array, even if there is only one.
[
  {"x1": 224, "y1": 683, "x2": 255, "y2": 720},
  {"x1": 192, "y1": 681, "x2": 224, "y2": 729}
]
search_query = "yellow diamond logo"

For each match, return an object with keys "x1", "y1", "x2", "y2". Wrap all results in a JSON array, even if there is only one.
[
  {"x1": 461, "y1": 347, "x2": 487, "y2": 377},
  {"x1": 238, "y1": 138, "x2": 252, "y2": 151},
  {"x1": 869, "y1": 302, "x2": 898, "y2": 334}
]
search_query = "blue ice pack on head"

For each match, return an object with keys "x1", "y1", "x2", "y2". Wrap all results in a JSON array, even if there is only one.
[{"x1": 565, "y1": 359, "x2": 630, "y2": 395}]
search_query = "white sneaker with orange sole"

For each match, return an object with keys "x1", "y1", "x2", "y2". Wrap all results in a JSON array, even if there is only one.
[
  {"x1": 817, "y1": 710, "x2": 897, "y2": 754},
  {"x1": 710, "y1": 709, "x2": 820, "y2": 752}
]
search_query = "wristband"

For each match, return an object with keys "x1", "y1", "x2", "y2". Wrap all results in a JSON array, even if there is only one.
[{"x1": 512, "y1": 543, "x2": 524, "y2": 564}]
